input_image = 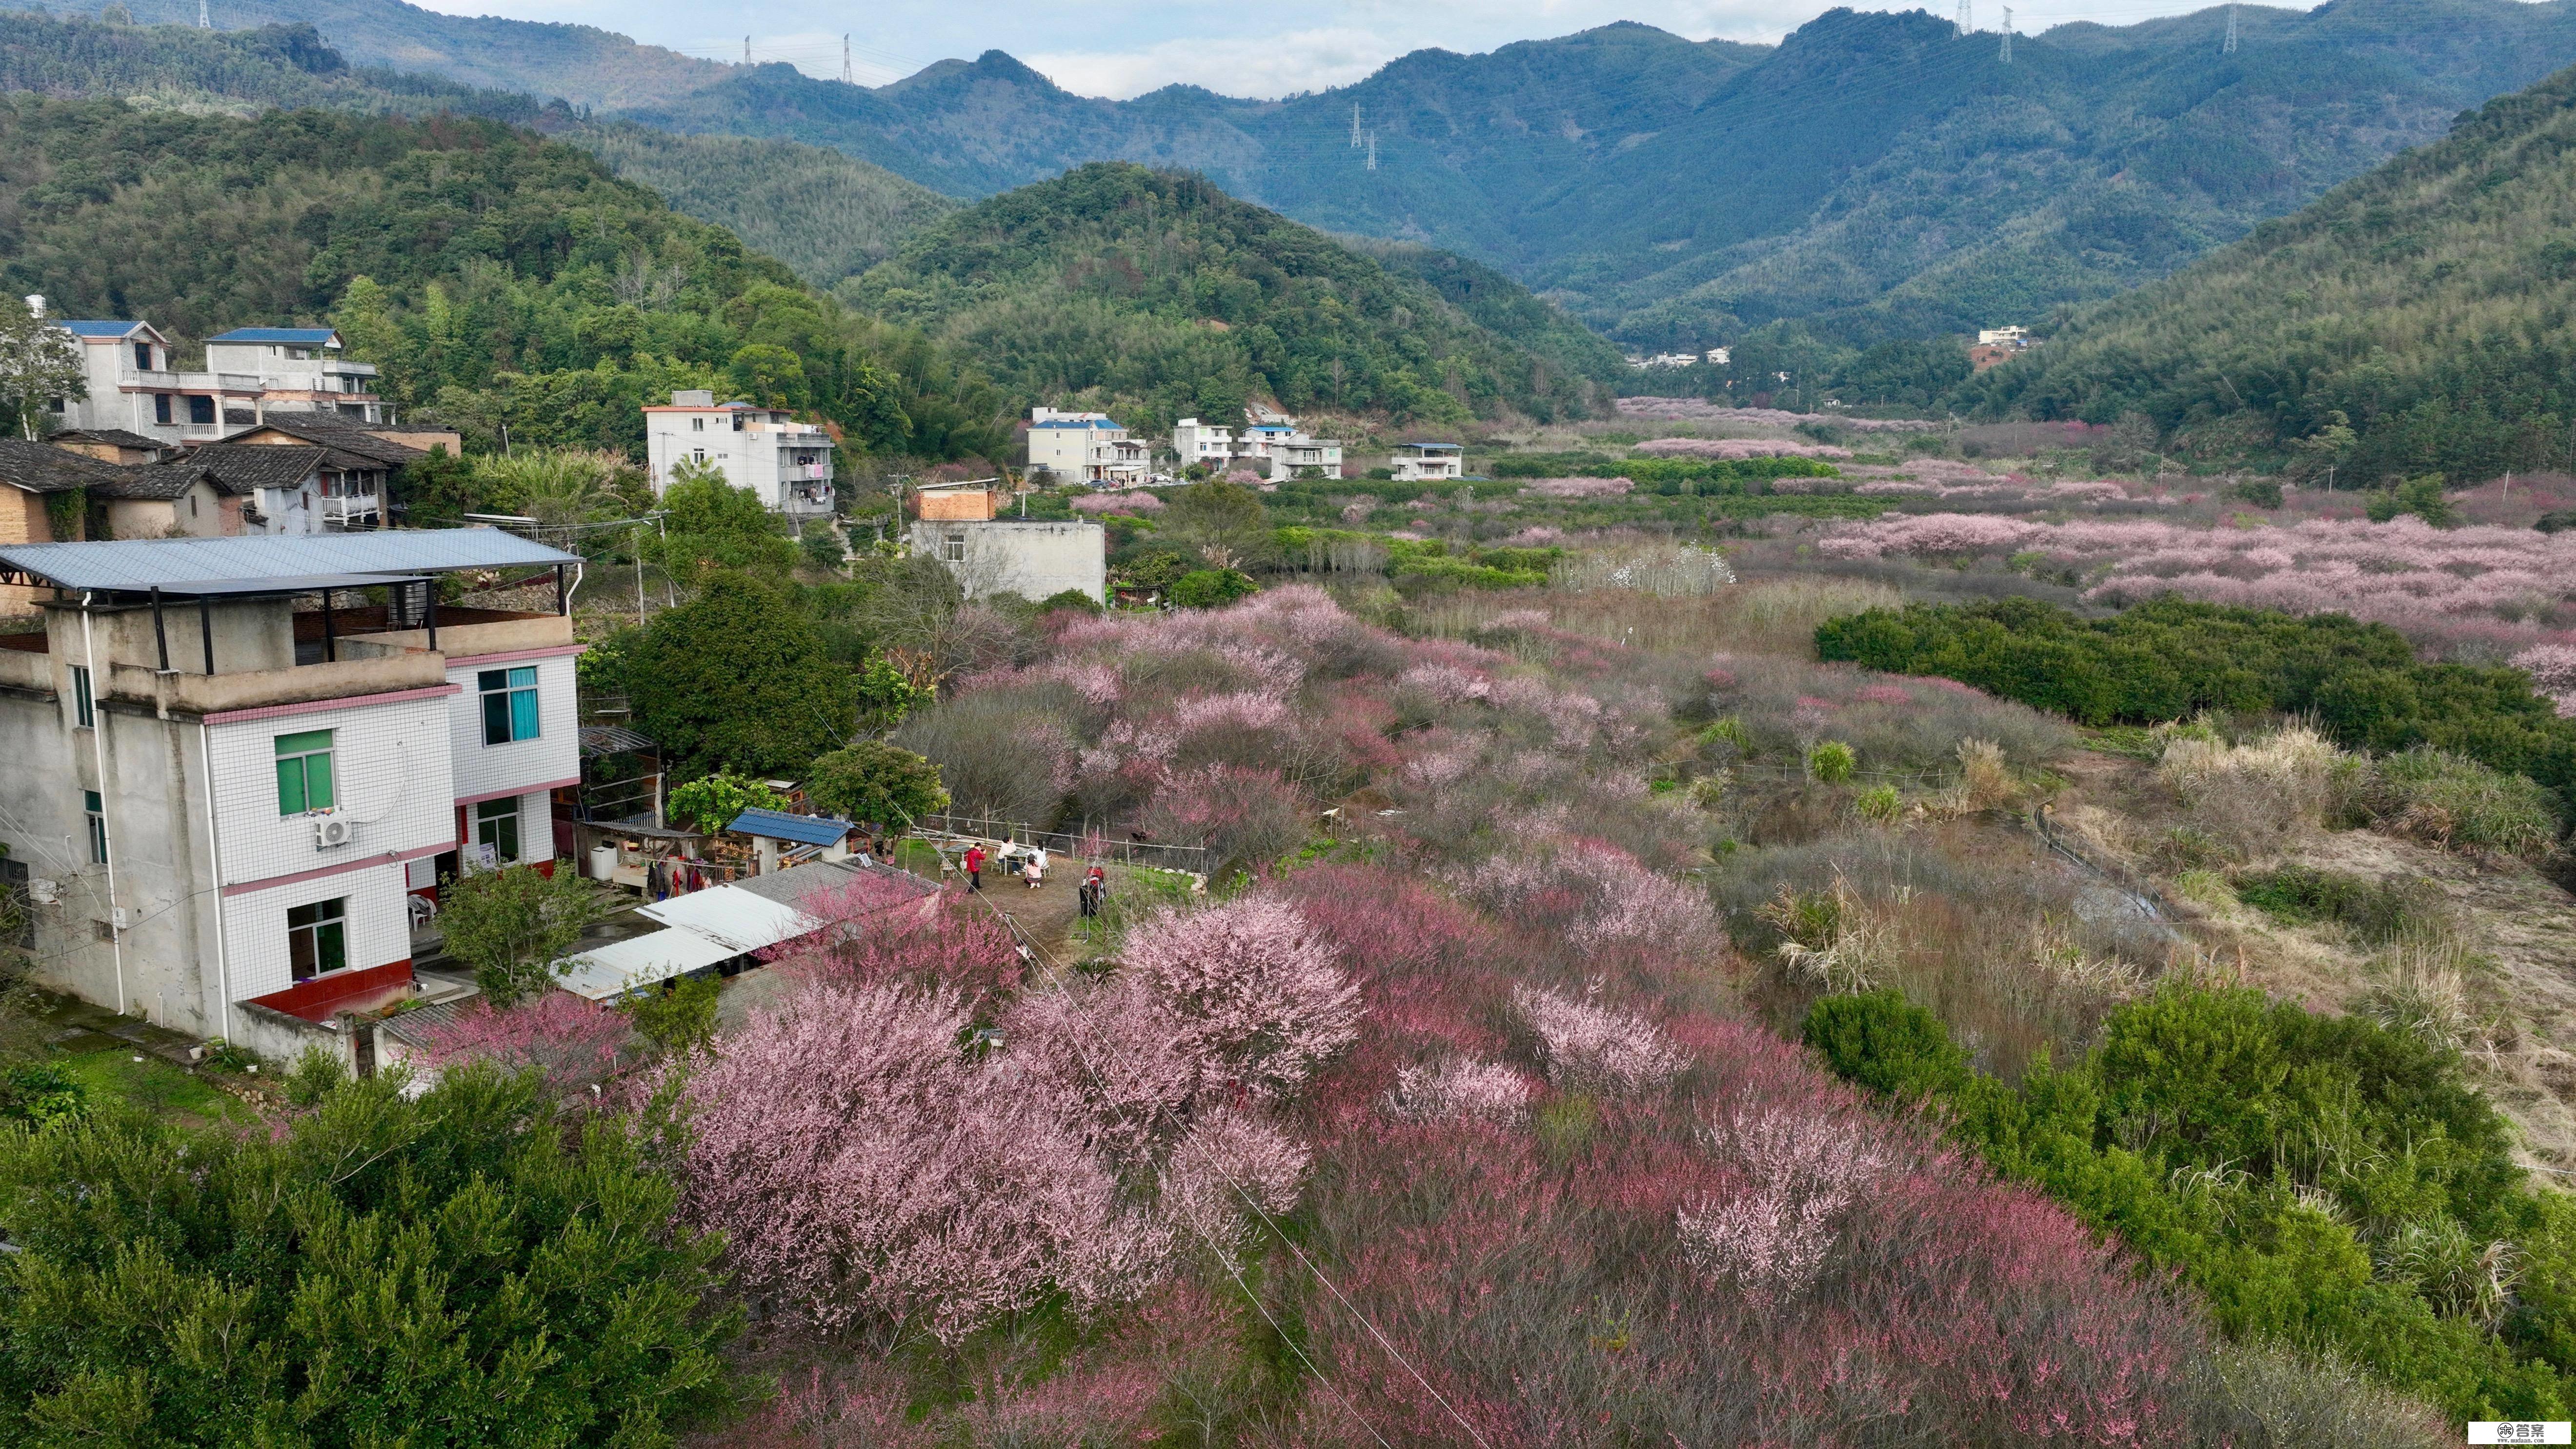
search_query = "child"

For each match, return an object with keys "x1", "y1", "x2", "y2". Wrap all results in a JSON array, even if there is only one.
[{"x1": 963, "y1": 844, "x2": 985, "y2": 892}]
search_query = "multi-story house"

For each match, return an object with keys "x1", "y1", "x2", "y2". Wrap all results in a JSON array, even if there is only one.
[
  {"x1": 203, "y1": 327, "x2": 386, "y2": 423},
  {"x1": 643, "y1": 390, "x2": 836, "y2": 520},
  {"x1": 1027, "y1": 408, "x2": 1148, "y2": 486},
  {"x1": 1172, "y1": 409, "x2": 1341, "y2": 481},
  {"x1": 0, "y1": 528, "x2": 586, "y2": 1067},
  {"x1": 1390, "y1": 442, "x2": 1466, "y2": 482},
  {"x1": 45, "y1": 318, "x2": 266, "y2": 446}
]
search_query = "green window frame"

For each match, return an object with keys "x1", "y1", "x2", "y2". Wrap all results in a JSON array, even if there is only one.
[
  {"x1": 286, "y1": 897, "x2": 347, "y2": 981},
  {"x1": 71, "y1": 665, "x2": 93, "y2": 728},
  {"x1": 474, "y1": 797, "x2": 521, "y2": 864},
  {"x1": 83, "y1": 790, "x2": 105, "y2": 865},
  {"x1": 275, "y1": 729, "x2": 335, "y2": 815},
  {"x1": 478, "y1": 666, "x2": 540, "y2": 745}
]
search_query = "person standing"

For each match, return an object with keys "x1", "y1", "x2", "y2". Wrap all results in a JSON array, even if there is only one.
[
  {"x1": 1080, "y1": 863, "x2": 1107, "y2": 919},
  {"x1": 964, "y1": 844, "x2": 985, "y2": 892}
]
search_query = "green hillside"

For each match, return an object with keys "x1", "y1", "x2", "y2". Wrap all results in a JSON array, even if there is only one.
[
  {"x1": 843, "y1": 163, "x2": 1613, "y2": 429},
  {"x1": 1972, "y1": 60, "x2": 2576, "y2": 483},
  {"x1": 0, "y1": 95, "x2": 1006, "y2": 461},
  {"x1": 619, "y1": 1, "x2": 2576, "y2": 347}
]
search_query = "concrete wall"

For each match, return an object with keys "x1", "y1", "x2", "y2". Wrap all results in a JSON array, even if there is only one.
[{"x1": 910, "y1": 520, "x2": 1107, "y2": 604}]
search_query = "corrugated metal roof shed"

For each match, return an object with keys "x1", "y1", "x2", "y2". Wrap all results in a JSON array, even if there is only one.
[
  {"x1": 727, "y1": 808, "x2": 853, "y2": 846},
  {"x1": 0, "y1": 527, "x2": 578, "y2": 591},
  {"x1": 554, "y1": 928, "x2": 737, "y2": 1002},
  {"x1": 637, "y1": 886, "x2": 816, "y2": 955},
  {"x1": 58, "y1": 321, "x2": 147, "y2": 338},
  {"x1": 208, "y1": 327, "x2": 341, "y2": 344}
]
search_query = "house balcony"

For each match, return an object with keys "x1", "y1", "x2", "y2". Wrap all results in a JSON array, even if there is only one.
[{"x1": 779, "y1": 462, "x2": 834, "y2": 483}]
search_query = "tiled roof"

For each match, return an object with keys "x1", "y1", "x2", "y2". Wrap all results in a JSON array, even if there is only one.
[
  {"x1": 46, "y1": 428, "x2": 165, "y2": 452},
  {"x1": 185, "y1": 443, "x2": 325, "y2": 494},
  {"x1": 219, "y1": 416, "x2": 422, "y2": 466},
  {"x1": 206, "y1": 327, "x2": 340, "y2": 345},
  {"x1": 0, "y1": 440, "x2": 133, "y2": 494},
  {"x1": 90, "y1": 464, "x2": 201, "y2": 502},
  {"x1": 57, "y1": 321, "x2": 146, "y2": 339}
]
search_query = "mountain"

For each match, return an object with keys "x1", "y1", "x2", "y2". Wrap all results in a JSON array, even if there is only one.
[
  {"x1": 0, "y1": 13, "x2": 956, "y2": 291},
  {"x1": 619, "y1": 2, "x2": 2576, "y2": 346},
  {"x1": 843, "y1": 163, "x2": 1622, "y2": 430},
  {"x1": 1969, "y1": 60, "x2": 2576, "y2": 486},
  {"x1": 0, "y1": 94, "x2": 1008, "y2": 461},
  {"x1": 30, "y1": 0, "x2": 727, "y2": 107}
]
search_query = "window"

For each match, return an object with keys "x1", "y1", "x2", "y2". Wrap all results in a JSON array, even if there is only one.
[
  {"x1": 83, "y1": 790, "x2": 105, "y2": 865},
  {"x1": 689, "y1": 448, "x2": 707, "y2": 465},
  {"x1": 479, "y1": 666, "x2": 540, "y2": 745},
  {"x1": 943, "y1": 529, "x2": 966, "y2": 563},
  {"x1": 286, "y1": 897, "x2": 347, "y2": 981},
  {"x1": 187, "y1": 395, "x2": 214, "y2": 426},
  {"x1": 475, "y1": 797, "x2": 521, "y2": 864},
  {"x1": 154, "y1": 394, "x2": 172, "y2": 425},
  {"x1": 274, "y1": 729, "x2": 335, "y2": 815},
  {"x1": 132, "y1": 342, "x2": 152, "y2": 371},
  {"x1": 71, "y1": 666, "x2": 92, "y2": 728},
  {"x1": 690, "y1": 416, "x2": 704, "y2": 432}
]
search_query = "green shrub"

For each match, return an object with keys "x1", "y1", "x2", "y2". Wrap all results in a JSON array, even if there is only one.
[
  {"x1": 1807, "y1": 739, "x2": 1857, "y2": 783},
  {"x1": 1802, "y1": 991, "x2": 1969, "y2": 1099},
  {"x1": 2359, "y1": 746, "x2": 2563, "y2": 860},
  {"x1": 623, "y1": 973, "x2": 722, "y2": 1057},
  {"x1": 1037, "y1": 587, "x2": 1103, "y2": 614},
  {"x1": 1855, "y1": 784, "x2": 1903, "y2": 823},
  {"x1": 1172, "y1": 568, "x2": 1257, "y2": 608},
  {"x1": 0, "y1": 1064, "x2": 84, "y2": 1128},
  {"x1": 2232, "y1": 476, "x2": 2285, "y2": 508},
  {"x1": 2231, "y1": 866, "x2": 2446, "y2": 944}
]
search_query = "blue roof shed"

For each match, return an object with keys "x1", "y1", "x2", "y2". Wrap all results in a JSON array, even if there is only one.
[{"x1": 725, "y1": 809, "x2": 856, "y2": 846}]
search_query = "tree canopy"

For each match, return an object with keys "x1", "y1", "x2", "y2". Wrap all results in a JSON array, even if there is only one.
[{"x1": 626, "y1": 574, "x2": 855, "y2": 781}]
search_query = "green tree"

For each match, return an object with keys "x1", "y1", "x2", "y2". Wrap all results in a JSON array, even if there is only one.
[
  {"x1": 1171, "y1": 567, "x2": 1257, "y2": 608},
  {"x1": 651, "y1": 469, "x2": 798, "y2": 583},
  {"x1": 621, "y1": 973, "x2": 721, "y2": 1057},
  {"x1": 437, "y1": 862, "x2": 601, "y2": 1006},
  {"x1": 389, "y1": 443, "x2": 480, "y2": 523},
  {"x1": 0, "y1": 1064, "x2": 739, "y2": 1443},
  {"x1": 0, "y1": 302, "x2": 85, "y2": 441},
  {"x1": 725, "y1": 342, "x2": 806, "y2": 407},
  {"x1": 1161, "y1": 480, "x2": 1275, "y2": 570},
  {"x1": 664, "y1": 772, "x2": 790, "y2": 836},
  {"x1": 631, "y1": 574, "x2": 856, "y2": 780},
  {"x1": 853, "y1": 654, "x2": 924, "y2": 732},
  {"x1": 804, "y1": 741, "x2": 948, "y2": 832}
]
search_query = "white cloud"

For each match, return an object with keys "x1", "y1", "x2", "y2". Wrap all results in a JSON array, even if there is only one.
[{"x1": 1025, "y1": 27, "x2": 1399, "y2": 99}]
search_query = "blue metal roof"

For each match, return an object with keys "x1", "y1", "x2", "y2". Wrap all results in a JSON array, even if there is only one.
[
  {"x1": 0, "y1": 527, "x2": 582, "y2": 592},
  {"x1": 59, "y1": 321, "x2": 146, "y2": 338},
  {"x1": 1030, "y1": 418, "x2": 1120, "y2": 429},
  {"x1": 207, "y1": 327, "x2": 340, "y2": 345},
  {"x1": 725, "y1": 809, "x2": 855, "y2": 846}
]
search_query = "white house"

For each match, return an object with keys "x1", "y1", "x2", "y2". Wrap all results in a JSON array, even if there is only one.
[
  {"x1": 1389, "y1": 443, "x2": 1465, "y2": 482},
  {"x1": 203, "y1": 327, "x2": 387, "y2": 423},
  {"x1": 643, "y1": 389, "x2": 836, "y2": 520},
  {"x1": 910, "y1": 517, "x2": 1107, "y2": 604},
  {"x1": 45, "y1": 318, "x2": 266, "y2": 446},
  {"x1": 1026, "y1": 408, "x2": 1148, "y2": 486},
  {"x1": 1976, "y1": 326, "x2": 2032, "y2": 348},
  {"x1": 1173, "y1": 408, "x2": 1343, "y2": 481},
  {"x1": 0, "y1": 529, "x2": 587, "y2": 1069}
]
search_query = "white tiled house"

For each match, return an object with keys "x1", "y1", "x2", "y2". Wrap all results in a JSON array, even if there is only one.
[
  {"x1": 643, "y1": 390, "x2": 836, "y2": 520},
  {"x1": 203, "y1": 326, "x2": 386, "y2": 423},
  {"x1": 1027, "y1": 408, "x2": 1148, "y2": 486},
  {"x1": 0, "y1": 530, "x2": 587, "y2": 1067}
]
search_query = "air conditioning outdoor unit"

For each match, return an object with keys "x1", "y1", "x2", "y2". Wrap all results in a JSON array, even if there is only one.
[{"x1": 313, "y1": 816, "x2": 354, "y2": 850}]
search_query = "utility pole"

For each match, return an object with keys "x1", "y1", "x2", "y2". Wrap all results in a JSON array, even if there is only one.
[
  {"x1": 1366, "y1": 131, "x2": 1378, "y2": 171},
  {"x1": 1956, "y1": 0, "x2": 1972, "y2": 34},
  {"x1": 1350, "y1": 103, "x2": 1362, "y2": 147},
  {"x1": 843, "y1": 34, "x2": 852, "y2": 83},
  {"x1": 2001, "y1": 8, "x2": 2013, "y2": 62},
  {"x1": 2223, "y1": 3, "x2": 2238, "y2": 52}
]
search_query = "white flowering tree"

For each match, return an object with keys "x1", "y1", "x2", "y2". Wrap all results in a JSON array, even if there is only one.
[{"x1": 0, "y1": 303, "x2": 83, "y2": 441}]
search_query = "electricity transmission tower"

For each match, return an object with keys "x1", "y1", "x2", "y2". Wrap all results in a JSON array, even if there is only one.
[
  {"x1": 1350, "y1": 104, "x2": 1362, "y2": 147},
  {"x1": 1957, "y1": 0, "x2": 1972, "y2": 35},
  {"x1": 2000, "y1": 8, "x2": 2013, "y2": 62},
  {"x1": 842, "y1": 35, "x2": 853, "y2": 83},
  {"x1": 1366, "y1": 132, "x2": 1378, "y2": 171},
  {"x1": 197, "y1": 0, "x2": 210, "y2": 26},
  {"x1": 2224, "y1": 4, "x2": 2239, "y2": 52},
  {"x1": 742, "y1": 35, "x2": 751, "y2": 64}
]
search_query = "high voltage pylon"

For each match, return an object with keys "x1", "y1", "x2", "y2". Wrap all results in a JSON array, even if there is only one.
[
  {"x1": 2000, "y1": 7, "x2": 2013, "y2": 62},
  {"x1": 1957, "y1": 0, "x2": 1972, "y2": 35},
  {"x1": 2223, "y1": 3, "x2": 2239, "y2": 52},
  {"x1": 842, "y1": 34, "x2": 853, "y2": 83},
  {"x1": 1366, "y1": 132, "x2": 1378, "y2": 171},
  {"x1": 742, "y1": 34, "x2": 751, "y2": 64},
  {"x1": 197, "y1": 0, "x2": 210, "y2": 27},
  {"x1": 1350, "y1": 103, "x2": 1362, "y2": 147}
]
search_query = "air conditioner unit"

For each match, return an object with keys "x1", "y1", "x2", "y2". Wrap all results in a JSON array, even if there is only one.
[
  {"x1": 26, "y1": 879, "x2": 58, "y2": 905},
  {"x1": 313, "y1": 816, "x2": 354, "y2": 850}
]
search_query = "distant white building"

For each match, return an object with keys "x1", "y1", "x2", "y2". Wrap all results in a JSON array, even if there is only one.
[
  {"x1": 1026, "y1": 408, "x2": 1148, "y2": 486},
  {"x1": 1976, "y1": 326, "x2": 2032, "y2": 348},
  {"x1": 1173, "y1": 408, "x2": 1342, "y2": 481},
  {"x1": 643, "y1": 389, "x2": 835, "y2": 520},
  {"x1": 1628, "y1": 352, "x2": 1701, "y2": 370},
  {"x1": 203, "y1": 327, "x2": 386, "y2": 423},
  {"x1": 1706, "y1": 347, "x2": 1731, "y2": 365},
  {"x1": 1389, "y1": 443, "x2": 1465, "y2": 482}
]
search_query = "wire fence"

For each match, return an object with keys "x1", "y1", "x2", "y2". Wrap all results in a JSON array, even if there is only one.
[{"x1": 913, "y1": 814, "x2": 1211, "y2": 875}]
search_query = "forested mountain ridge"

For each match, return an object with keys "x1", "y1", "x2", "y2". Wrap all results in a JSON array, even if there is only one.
[
  {"x1": 843, "y1": 163, "x2": 1620, "y2": 430},
  {"x1": 32, "y1": 0, "x2": 725, "y2": 108},
  {"x1": 0, "y1": 13, "x2": 960, "y2": 292},
  {"x1": 617, "y1": 1, "x2": 2576, "y2": 347},
  {"x1": 1971, "y1": 58, "x2": 2576, "y2": 485},
  {"x1": 0, "y1": 97, "x2": 1009, "y2": 461}
]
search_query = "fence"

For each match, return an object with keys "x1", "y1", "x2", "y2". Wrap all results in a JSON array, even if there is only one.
[{"x1": 913, "y1": 813, "x2": 1212, "y2": 875}]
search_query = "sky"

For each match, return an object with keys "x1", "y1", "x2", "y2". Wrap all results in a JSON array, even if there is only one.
[{"x1": 410, "y1": 0, "x2": 2268, "y2": 98}]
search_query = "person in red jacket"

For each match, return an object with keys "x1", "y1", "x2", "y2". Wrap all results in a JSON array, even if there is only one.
[{"x1": 963, "y1": 844, "x2": 985, "y2": 892}]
